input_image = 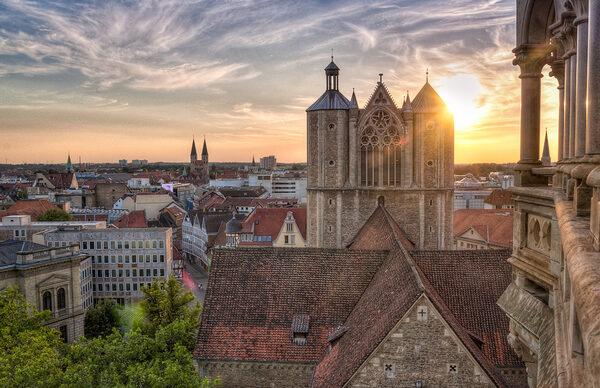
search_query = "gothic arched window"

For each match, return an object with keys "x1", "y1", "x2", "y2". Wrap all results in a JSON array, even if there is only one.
[
  {"x1": 57, "y1": 288, "x2": 66, "y2": 310},
  {"x1": 360, "y1": 109, "x2": 405, "y2": 187},
  {"x1": 42, "y1": 291, "x2": 52, "y2": 311}
]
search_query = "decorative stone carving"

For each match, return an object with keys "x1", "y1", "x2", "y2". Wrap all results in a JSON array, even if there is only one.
[
  {"x1": 513, "y1": 45, "x2": 552, "y2": 78},
  {"x1": 527, "y1": 214, "x2": 552, "y2": 253}
]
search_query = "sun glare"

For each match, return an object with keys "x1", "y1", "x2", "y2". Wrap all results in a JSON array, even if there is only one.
[{"x1": 436, "y1": 74, "x2": 485, "y2": 131}]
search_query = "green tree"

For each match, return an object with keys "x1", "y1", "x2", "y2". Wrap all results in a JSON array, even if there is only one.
[
  {"x1": 0, "y1": 287, "x2": 65, "y2": 387},
  {"x1": 84, "y1": 299, "x2": 120, "y2": 338},
  {"x1": 136, "y1": 277, "x2": 201, "y2": 351},
  {"x1": 17, "y1": 190, "x2": 27, "y2": 199},
  {"x1": 36, "y1": 209, "x2": 75, "y2": 221}
]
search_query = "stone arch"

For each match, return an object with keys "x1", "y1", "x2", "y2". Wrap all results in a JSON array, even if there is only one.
[{"x1": 519, "y1": 0, "x2": 556, "y2": 46}]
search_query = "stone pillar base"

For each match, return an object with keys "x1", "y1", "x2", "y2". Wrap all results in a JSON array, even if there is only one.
[{"x1": 514, "y1": 163, "x2": 547, "y2": 186}]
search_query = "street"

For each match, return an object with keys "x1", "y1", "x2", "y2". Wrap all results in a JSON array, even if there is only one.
[{"x1": 181, "y1": 259, "x2": 209, "y2": 304}]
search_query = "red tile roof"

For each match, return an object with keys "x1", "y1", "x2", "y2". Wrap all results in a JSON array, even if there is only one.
[
  {"x1": 454, "y1": 209, "x2": 514, "y2": 248},
  {"x1": 112, "y1": 210, "x2": 147, "y2": 228},
  {"x1": 484, "y1": 189, "x2": 515, "y2": 207},
  {"x1": 45, "y1": 173, "x2": 76, "y2": 190},
  {"x1": 411, "y1": 250, "x2": 521, "y2": 367},
  {"x1": 239, "y1": 208, "x2": 307, "y2": 243},
  {"x1": 0, "y1": 199, "x2": 60, "y2": 220},
  {"x1": 195, "y1": 248, "x2": 388, "y2": 362},
  {"x1": 195, "y1": 205, "x2": 516, "y2": 388}
]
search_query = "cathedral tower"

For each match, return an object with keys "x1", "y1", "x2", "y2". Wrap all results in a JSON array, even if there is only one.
[{"x1": 306, "y1": 61, "x2": 454, "y2": 249}]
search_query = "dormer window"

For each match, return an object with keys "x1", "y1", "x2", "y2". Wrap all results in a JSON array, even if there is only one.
[{"x1": 291, "y1": 314, "x2": 309, "y2": 345}]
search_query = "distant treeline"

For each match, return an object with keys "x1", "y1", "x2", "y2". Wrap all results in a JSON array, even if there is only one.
[{"x1": 454, "y1": 163, "x2": 514, "y2": 178}]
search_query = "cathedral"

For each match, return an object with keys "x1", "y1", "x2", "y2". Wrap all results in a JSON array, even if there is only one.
[
  {"x1": 182, "y1": 137, "x2": 210, "y2": 185},
  {"x1": 306, "y1": 59, "x2": 454, "y2": 249}
]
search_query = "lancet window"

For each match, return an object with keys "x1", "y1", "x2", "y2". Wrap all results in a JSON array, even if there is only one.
[{"x1": 360, "y1": 109, "x2": 405, "y2": 187}]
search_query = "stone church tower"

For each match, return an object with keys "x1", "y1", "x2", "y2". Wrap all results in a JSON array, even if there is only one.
[{"x1": 306, "y1": 59, "x2": 454, "y2": 249}]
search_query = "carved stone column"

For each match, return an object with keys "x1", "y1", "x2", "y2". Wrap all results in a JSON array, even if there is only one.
[
  {"x1": 575, "y1": 17, "x2": 588, "y2": 158},
  {"x1": 587, "y1": 1, "x2": 600, "y2": 155},
  {"x1": 550, "y1": 58, "x2": 565, "y2": 161},
  {"x1": 565, "y1": 57, "x2": 572, "y2": 158},
  {"x1": 513, "y1": 45, "x2": 550, "y2": 185},
  {"x1": 557, "y1": 15, "x2": 577, "y2": 159}
]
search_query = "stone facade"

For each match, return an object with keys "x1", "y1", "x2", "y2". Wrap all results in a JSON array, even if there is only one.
[
  {"x1": 198, "y1": 361, "x2": 314, "y2": 388},
  {"x1": 0, "y1": 241, "x2": 90, "y2": 343},
  {"x1": 42, "y1": 227, "x2": 172, "y2": 304},
  {"x1": 307, "y1": 63, "x2": 453, "y2": 249},
  {"x1": 94, "y1": 183, "x2": 130, "y2": 209},
  {"x1": 499, "y1": 1, "x2": 600, "y2": 387},
  {"x1": 347, "y1": 295, "x2": 495, "y2": 387}
]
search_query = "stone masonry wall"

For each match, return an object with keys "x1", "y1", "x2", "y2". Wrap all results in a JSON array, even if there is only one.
[
  {"x1": 199, "y1": 360, "x2": 314, "y2": 388},
  {"x1": 347, "y1": 295, "x2": 495, "y2": 387}
]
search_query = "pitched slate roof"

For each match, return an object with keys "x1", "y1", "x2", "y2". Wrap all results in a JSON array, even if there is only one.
[
  {"x1": 307, "y1": 90, "x2": 352, "y2": 111},
  {"x1": 454, "y1": 209, "x2": 514, "y2": 248},
  {"x1": 0, "y1": 240, "x2": 48, "y2": 266},
  {"x1": 411, "y1": 249, "x2": 520, "y2": 367},
  {"x1": 411, "y1": 81, "x2": 448, "y2": 113},
  {"x1": 195, "y1": 248, "x2": 388, "y2": 362}
]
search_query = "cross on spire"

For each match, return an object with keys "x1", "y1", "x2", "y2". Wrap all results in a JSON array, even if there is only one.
[
  {"x1": 331, "y1": 48, "x2": 333, "y2": 61},
  {"x1": 426, "y1": 68, "x2": 429, "y2": 83},
  {"x1": 379, "y1": 73, "x2": 383, "y2": 83}
]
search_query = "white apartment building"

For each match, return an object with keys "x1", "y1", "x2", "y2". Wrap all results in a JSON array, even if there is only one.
[
  {"x1": 182, "y1": 215, "x2": 208, "y2": 268},
  {"x1": 42, "y1": 227, "x2": 173, "y2": 304},
  {"x1": 453, "y1": 190, "x2": 493, "y2": 210}
]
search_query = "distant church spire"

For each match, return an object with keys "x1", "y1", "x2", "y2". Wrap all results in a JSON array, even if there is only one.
[
  {"x1": 191, "y1": 137, "x2": 197, "y2": 159},
  {"x1": 202, "y1": 136, "x2": 208, "y2": 158},
  {"x1": 541, "y1": 129, "x2": 551, "y2": 166},
  {"x1": 66, "y1": 153, "x2": 74, "y2": 173}
]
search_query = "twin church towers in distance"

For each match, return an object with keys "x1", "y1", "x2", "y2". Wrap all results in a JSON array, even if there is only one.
[{"x1": 306, "y1": 58, "x2": 454, "y2": 249}]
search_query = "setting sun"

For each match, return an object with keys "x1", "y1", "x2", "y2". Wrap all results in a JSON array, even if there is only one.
[{"x1": 436, "y1": 74, "x2": 485, "y2": 131}]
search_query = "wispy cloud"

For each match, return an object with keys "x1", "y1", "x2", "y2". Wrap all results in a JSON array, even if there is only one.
[{"x1": 0, "y1": 0, "x2": 555, "y2": 163}]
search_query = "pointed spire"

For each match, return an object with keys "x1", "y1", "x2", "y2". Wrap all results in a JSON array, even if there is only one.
[
  {"x1": 182, "y1": 166, "x2": 187, "y2": 177},
  {"x1": 252, "y1": 155, "x2": 256, "y2": 166},
  {"x1": 66, "y1": 153, "x2": 73, "y2": 173},
  {"x1": 541, "y1": 129, "x2": 551, "y2": 166},
  {"x1": 350, "y1": 88, "x2": 358, "y2": 108},
  {"x1": 202, "y1": 136, "x2": 208, "y2": 156},
  {"x1": 403, "y1": 90, "x2": 413, "y2": 112},
  {"x1": 190, "y1": 137, "x2": 197, "y2": 158}
]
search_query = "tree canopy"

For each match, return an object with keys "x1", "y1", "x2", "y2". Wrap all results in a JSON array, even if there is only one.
[
  {"x1": 0, "y1": 280, "x2": 218, "y2": 387},
  {"x1": 84, "y1": 299, "x2": 120, "y2": 339},
  {"x1": 36, "y1": 208, "x2": 75, "y2": 221}
]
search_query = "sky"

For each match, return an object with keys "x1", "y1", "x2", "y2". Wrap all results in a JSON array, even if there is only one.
[{"x1": 0, "y1": 0, "x2": 560, "y2": 164}]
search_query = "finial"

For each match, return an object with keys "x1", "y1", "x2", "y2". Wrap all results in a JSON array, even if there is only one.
[
  {"x1": 379, "y1": 73, "x2": 383, "y2": 83},
  {"x1": 426, "y1": 68, "x2": 429, "y2": 83},
  {"x1": 331, "y1": 48, "x2": 333, "y2": 61}
]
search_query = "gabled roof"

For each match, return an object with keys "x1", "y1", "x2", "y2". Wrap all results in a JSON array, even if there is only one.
[
  {"x1": 240, "y1": 207, "x2": 307, "y2": 241},
  {"x1": 411, "y1": 81, "x2": 449, "y2": 113},
  {"x1": 195, "y1": 248, "x2": 388, "y2": 362},
  {"x1": 364, "y1": 82, "x2": 398, "y2": 109},
  {"x1": 484, "y1": 189, "x2": 515, "y2": 207},
  {"x1": 454, "y1": 209, "x2": 514, "y2": 248},
  {"x1": 306, "y1": 90, "x2": 352, "y2": 111}
]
